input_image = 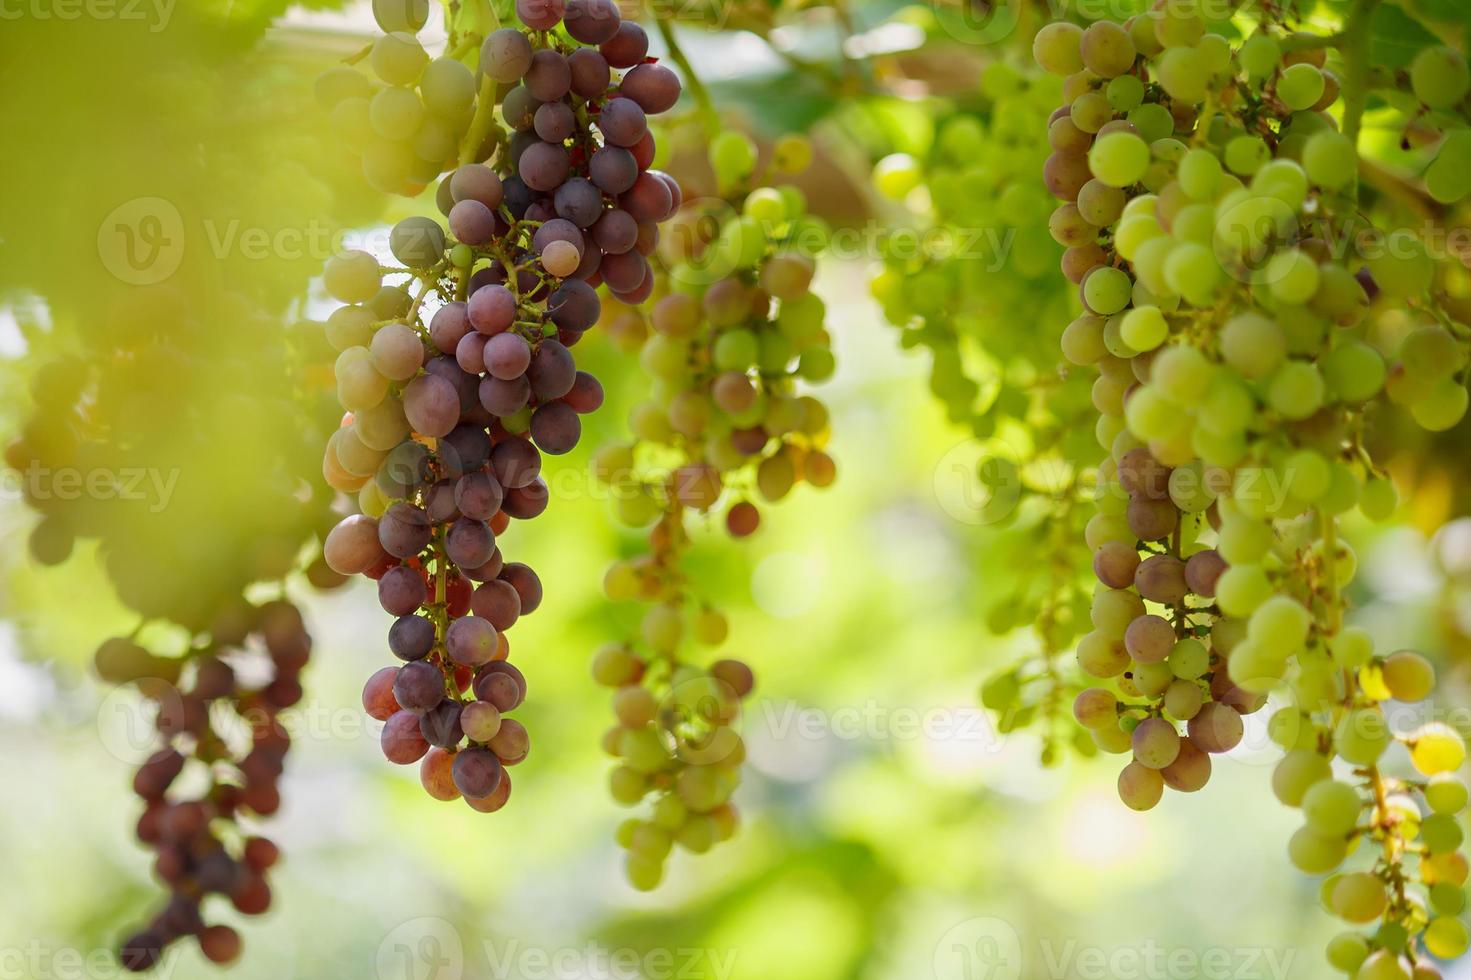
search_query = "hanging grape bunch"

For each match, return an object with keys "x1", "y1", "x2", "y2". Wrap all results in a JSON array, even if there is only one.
[
  {"x1": 319, "y1": 0, "x2": 686, "y2": 812},
  {"x1": 1031, "y1": 3, "x2": 1471, "y2": 974},
  {"x1": 588, "y1": 132, "x2": 835, "y2": 888},
  {"x1": 106, "y1": 600, "x2": 312, "y2": 971}
]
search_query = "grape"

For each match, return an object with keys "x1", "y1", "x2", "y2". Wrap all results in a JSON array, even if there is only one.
[
  {"x1": 1088, "y1": 132, "x2": 1151, "y2": 188},
  {"x1": 517, "y1": 0, "x2": 566, "y2": 30},
  {"x1": 1118, "y1": 760, "x2": 1165, "y2": 810},
  {"x1": 421, "y1": 58, "x2": 475, "y2": 118},
  {"x1": 372, "y1": 32, "x2": 429, "y2": 87},
  {"x1": 1277, "y1": 63, "x2": 1325, "y2": 111},
  {"x1": 1033, "y1": 22, "x2": 1084, "y2": 76},
  {"x1": 621, "y1": 64, "x2": 682, "y2": 114},
  {"x1": 1412, "y1": 46, "x2": 1471, "y2": 109},
  {"x1": 598, "y1": 97, "x2": 647, "y2": 147},
  {"x1": 1080, "y1": 21, "x2": 1136, "y2": 78},
  {"x1": 390, "y1": 216, "x2": 447, "y2": 268},
  {"x1": 519, "y1": 141, "x2": 571, "y2": 191},
  {"x1": 373, "y1": 0, "x2": 429, "y2": 33}
]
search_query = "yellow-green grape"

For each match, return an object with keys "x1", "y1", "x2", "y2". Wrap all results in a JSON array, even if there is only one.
[
  {"x1": 1329, "y1": 872, "x2": 1386, "y2": 924},
  {"x1": 1425, "y1": 917, "x2": 1470, "y2": 959},
  {"x1": 1089, "y1": 132, "x2": 1151, "y2": 188},
  {"x1": 1325, "y1": 932, "x2": 1369, "y2": 973},
  {"x1": 1302, "y1": 780, "x2": 1361, "y2": 837},
  {"x1": 1426, "y1": 130, "x2": 1471, "y2": 204},
  {"x1": 873, "y1": 153, "x2": 923, "y2": 200},
  {"x1": 1333, "y1": 708, "x2": 1391, "y2": 765},
  {"x1": 771, "y1": 134, "x2": 813, "y2": 174},
  {"x1": 710, "y1": 131, "x2": 757, "y2": 190},
  {"x1": 1426, "y1": 774, "x2": 1469, "y2": 815},
  {"x1": 1277, "y1": 63, "x2": 1326, "y2": 111},
  {"x1": 1289, "y1": 825, "x2": 1348, "y2": 873},
  {"x1": 1411, "y1": 723, "x2": 1467, "y2": 775},
  {"x1": 1033, "y1": 21, "x2": 1085, "y2": 76},
  {"x1": 1273, "y1": 749, "x2": 1331, "y2": 806},
  {"x1": 1411, "y1": 46, "x2": 1471, "y2": 110},
  {"x1": 1380, "y1": 650, "x2": 1434, "y2": 702}
]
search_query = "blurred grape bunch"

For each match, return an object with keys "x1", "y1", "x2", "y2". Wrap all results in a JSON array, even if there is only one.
[
  {"x1": 589, "y1": 131, "x2": 837, "y2": 888},
  {"x1": 0, "y1": 8, "x2": 372, "y2": 971},
  {"x1": 858, "y1": 53, "x2": 1102, "y2": 760}
]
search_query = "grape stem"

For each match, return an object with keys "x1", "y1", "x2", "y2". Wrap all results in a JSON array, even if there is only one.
[
  {"x1": 1339, "y1": 0, "x2": 1382, "y2": 159},
  {"x1": 653, "y1": 14, "x2": 720, "y2": 140}
]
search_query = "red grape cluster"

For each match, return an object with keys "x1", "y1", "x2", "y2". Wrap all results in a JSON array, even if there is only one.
[
  {"x1": 319, "y1": 6, "x2": 685, "y2": 812},
  {"x1": 102, "y1": 600, "x2": 311, "y2": 971}
]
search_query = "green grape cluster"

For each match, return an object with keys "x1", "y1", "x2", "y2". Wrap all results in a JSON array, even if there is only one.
[
  {"x1": 1035, "y1": 6, "x2": 1471, "y2": 976},
  {"x1": 867, "y1": 60, "x2": 1080, "y2": 435},
  {"x1": 588, "y1": 132, "x2": 836, "y2": 888}
]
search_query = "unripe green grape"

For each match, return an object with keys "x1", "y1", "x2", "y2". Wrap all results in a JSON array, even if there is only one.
[
  {"x1": 372, "y1": 32, "x2": 429, "y2": 87},
  {"x1": 1323, "y1": 341, "x2": 1385, "y2": 403},
  {"x1": 1224, "y1": 136, "x2": 1270, "y2": 175},
  {"x1": 1083, "y1": 266, "x2": 1133, "y2": 315},
  {"x1": 1268, "y1": 361, "x2": 1326, "y2": 420},
  {"x1": 1092, "y1": 588, "x2": 1145, "y2": 636},
  {"x1": 1162, "y1": 678, "x2": 1203, "y2": 719},
  {"x1": 1032, "y1": 21, "x2": 1085, "y2": 76},
  {"x1": 1426, "y1": 130, "x2": 1471, "y2": 204},
  {"x1": 1278, "y1": 63, "x2": 1326, "y2": 111},
  {"x1": 1381, "y1": 649, "x2": 1435, "y2": 702},
  {"x1": 1062, "y1": 316, "x2": 1108, "y2": 365},
  {"x1": 1411, "y1": 377, "x2": 1469, "y2": 432},
  {"x1": 1425, "y1": 916, "x2": 1470, "y2": 959},
  {"x1": 1249, "y1": 596, "x2": 1312, "y2": 654},
  {"x1": 1431, "y1": 882, "x2": 1466, "y2": 916},
  {"x1": 1078, "y1": 630, "x2": 1129, "y2": 677},
  {"x1": 1265, "y1": 249, "x2": 1320, "y2": 304},
  {"x1": 1302, "y1": 780, "x2": 1361, "y2": 836},
  {"x1": 712, "y1": 131, "x2": 758, "y2": 187},
  {"x1": 1156, "y1": 47, "x2": 1207, "y2": 103},
  {"x1": 1217, "y1": 313, "x2": 1288, "y2": 376},
  {"x1": 1334, "y1": 708, "x2": 1391, "y2": 765},
  {"x1": 1411, "y1": 46, "x2": 1471, "y2": 110},
  {"x1": 1216, "y1": 563, "x2": 1272, "y2": 617},
  {"x1": 1080, "y1": 20, "x2": 1136, "y2": 78},
  {"x1": 1423, "y1": 813, "x2": 1465, "y2": 854},
  {"x1": 609, "y1": 766, "x2": 649, "y2": 805},
  {"x1": 1303, "y1": 130, "x2": 1356, "y2": 190},
  {"x1": 1368, "y1": 240, "x2": 1433, "y2": 298},
  {"x1": 1128, "y1": 104, "x2": 1176, "y2": 144},
  {"x1": 1089, "y1": 132, "x2": 1151, "y2": 188},
  {"x1": 1106, "y1": 74, "x2": 1145, "y2": 111},
  {"x1": 1178, "y1": 148, "x2": 1223, "y2": 201},
  {"x1": 1427, "y1": 774, "x2": 1469, "y2": 815},
  {"x1": 1115, "y1": 214, "x2": 1164, "y2": 260},
  {"x1": 1411, "y1": 723, "x2": 1467, "y2": 775},
  {"x1": 1273, "y1": 749, "x2": 1331, "y2": 806},
  {"x1": 1228, "y1": 640, "x2": 1287, "y2": 693},
  {"x1": 1283, "y1": 448, "x2": 1330, "y2": 503},
  {"x1": 1289, "y1": 826, "x2": 1348, "y2": 873},
  {"x1": 1162, "y1": 241, "x2": 1222, "y2": 306},
  {"x1": 1401, "y1": 325, "x2": 1462, "y2": 382},
  {"x1": 1240, "y1": 33, "x2": 1282, "y2": 80},
  {"x1": 872, "y1": 153, "x2": 922, "y2": 200},
  {"x1": 1169, "y1": 638, "x2": 1209, "y2": 679},
  {"x1": 1070, "y1": 92, "x2": 1113, "y2": 135},
  {"x1": 1151, "y1": 345, "x2": 1213, "y2": 404},
  {"x1": 1119, "y1": 305, "x2": 1168, "y2": 351},
  {"x1": 1152, "y1": 7, "x2": 1204, "y2": 49},
  {"x1": 1078, "y1": 180, "x2": 1127, "y2": 226}
]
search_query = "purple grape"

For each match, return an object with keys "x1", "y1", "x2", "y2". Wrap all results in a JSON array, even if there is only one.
[
  {"x1": 597, "y1": 97, "x2": 646, "y2": 147},
  {"x1": 527, "y1": 339, "x2": 576, "y2": 400},
  {"x1": 620, "y1": 63, "x2": 681, "y2": 113},
  {"x1": 429, "y1": 301, "x2": 470, "y2": 354},
  {"x1": 484, "y1": 333, "x2": 532, "y2": 380},
  {"x1": 490, "y1": 438, "x2": 541, "y2": 489},
  {"x1": 600, "y1": 22, "x2": 648, "y2": 68},
  {"x1": 524, "y1": 49, "x2": 571, "y2": 101},
  {"x1": 393, "y1": 661, "x2": 445, "y2": 714},
  {"x1": 445, "y1": 615, "x2": 498, "y2": 666},
  {"x1": 403, "y1": 373, "x2": 461, "y2": 438},
  {"x1": 378, "y1": 503, "x2": 432, "y2": 559},
  {"x1": 548, "y1": 279, "x2": 601, "y2": 331},
  {"x1": 419, "y1": 700, "x2": 465, "y2": 748},
  {"x1": 568, "y1": 48, "x2": 611, "y2": 99},
  {"x1": 455, "y1": 471, "x2": 504, "y2": 520},
  {"x1": 553, "y1": 178, "x2": 603, "y2": 228},
  {"x1": 480, "y1": 28, "x2": 534, "y2": 83},
  {"x1": 564, "y1": 0, "x2": 621, "y2": 44},
  {"x1": 441, "y1": 424, "x2": 492, "y2": 474},
  {"x1": 589, "y1": 146, "x2": 638, "y2": 194},
  {"x1": 470, "y1": 579, "x2": 522, "y2": 630},
  {"x1": 449, "y1": 199, "x2": 497, "y2": 245},
  {"x1": 518, "y1": 141, "x2": 571, "y2": 192},
  {"x1": 591, "y1": 208, "x2": 637, "y2": 254},
  {"x1": 501, "y1": 86, "x2": 540, "y2": 131},
  {"x1": 503, "y1": 478, "x2": 550, "y2": 519},
  {"x1": 382, "y1": 710, "x2": 431, "y2": 764},
  {"x1": 530, "y1": 401, "x2": 581, "y2": 455},
  {"x1": 446, "y1": 517, "x2": 496, "y2": 569},
  {"x1": 378, "y1": 565, "x2": 428, "y2": 616},
  {"x1": 619, "y1": 171, "x2": 673, "y2": 222},
  {"x1": 600, "y1": 250, "x2": 648, "y2": 293},
  {"x1": 452, "y1": 746, "x2": 505, "y2": 799},
  {"x1": 480, "y1": 375, "x2": 532, "y2": 416},
  {"x1": 449, "y1": 163, "x2": 504, "y2": 208},
  {"x1": 468, "y1": 283, "x2": 517, "y2": 336},
  {"x1": 389, "y1": 615, "x2": 436, "y2": 661},
  {"x1": 533, "y1": 101, "x2": 577, "y2": 143},
  {"x1": 516, "y1": 0, "x2": 564, "y2": 30}
]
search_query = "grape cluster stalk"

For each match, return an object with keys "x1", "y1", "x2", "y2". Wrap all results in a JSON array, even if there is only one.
[
  {"x1": 587, "y1": 131, "x2": 837, "y2": 887},
  {"x1": 107, "y1": 601, "x2": 313, "y2": 970},
  {"x1": 318, "y1": 0, "x2": 685, "y2": 812},
  {"x1": 1029, "y1": 4, "x2": 1471, "y2": 975}
]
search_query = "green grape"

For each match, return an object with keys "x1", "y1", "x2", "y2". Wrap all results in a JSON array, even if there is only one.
[
  {"x1": 1080, "y1": 20, "x2": 1137, "y2": 78},
  {"x1": 1423, "y1": 813, "x2": 1464, "y2": 853},
  {"x1": 1106, "y1": 74, "x2": 1145, "y2": 111},
  {"x1": 1240, "y1": 34, "x2": 1282, "y2": 80},
  {"x1": 1089, "y1": 132, "x2": 1152, "y2": 188},
  {"x1": 1156, "y1": 47, "x2": 1208, "y2": 104},
  {"x1": 1273, "y1": 749, "x2": 1331, "y2": 806},
  {"x1": 1268, "y1": 361, "x2": 1325, "y2": 420},
  {"x1": 1220, "y1": 313, "x2": 1285, "y2": 379},
  {"x1": 371, "y1": 31, "x2": 429, "y2": 87},
  {"x1": 1425, "y1": 917, "x2": 1470, "y2": 959},
  {"x1": 1224, "y1": 136, "x2": 1270, "y2": 175},
  {"x1": 873, "y1": 153, "x2": 922, "y2": 200},
  {"x1": 1289, "y1": 826, "x2": 1348, "y2": 873},
  {"x1": 1330, "y1": 873, "x2": 1387, "y2": 924},
  {"x1": 1251, "y1": 159, "x2": 1309, "y2": 211},
  {"x1": 420, "y1": 57, "x2": 476, "y2": 118},
  {"x1": 1033, "y1": 22, "x2": 1085, "y2": 76},
  {"x1": 1427, "y1": 774, "x2": 1469, "y2": 815},
  {"x1": 1278, "y1": 63, "x2": 1326, "y2": 111},
  {"x1": 1266, "y1": 249, "x2": 1320, "y2": 304},
  {"x1": 1162, "y1": 241, "x2": 1221, "y2": 306},
  {"x1": 1334, "y1": 709, "x2": 1391, "y2": 765},
  {"x1": 712, "y1": 131, "x2": 758, "y2": 188},
  {"x1": 1426, "y1": 130, "x2": 1471, "y2": 204},
  {"x1": 1216, "y1": 563, "x2": 1272, "y2": 617},
  {"x1": 1411, "y1": 46, "x2": 1471, "y2": 110},
  {"x1": 1301, "y1": 780, "x2": 1360, "y2": 836},
  {"x1": 1119, "y1": 306, "x2": 1168, "y2": 350},
  {"x1": 1411, "y1": 377, "x2": 1470, "y2": 431},
  {"x1": 1177, "y1": 148, "x2": 1223, "y2": 200},
  {"x1": 1083, "y1": 266, "x2": 1133, "y2": 315},
  {"x1": 1303, "y1": 131, "x2": 1356, "y2": 190},
  {"x1": 1367, "y1": 239, "x2": 1432, "y2": 298},
  {"x1": 371, "y1": 86, "x2": 426, "y2": 141}
]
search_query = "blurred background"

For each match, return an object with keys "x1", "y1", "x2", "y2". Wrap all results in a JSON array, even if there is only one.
[{"x1": 2, "y1": 1, "x2": 1470, "y2": 978}]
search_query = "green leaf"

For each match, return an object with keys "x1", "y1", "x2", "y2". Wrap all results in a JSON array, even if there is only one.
[{"x1": 1370, "y1": 3, "x2": 1445, "y2": 68}]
